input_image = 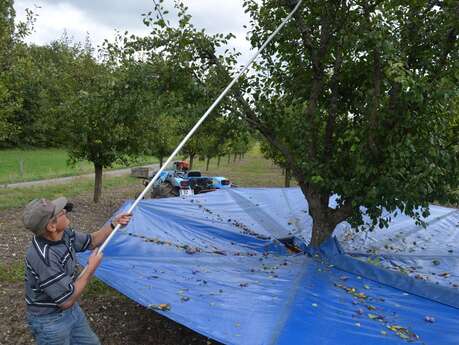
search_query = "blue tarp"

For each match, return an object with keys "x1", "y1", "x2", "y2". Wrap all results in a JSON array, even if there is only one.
[{"x1": 78, "y1": 188, "x2": 459, "y2": 345}]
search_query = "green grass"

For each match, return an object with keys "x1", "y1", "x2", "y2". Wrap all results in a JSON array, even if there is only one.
[
  {"x1": 0, "y1": 145, "x2": 288, "y2": 210},
  {"x1": 0, "y1": 261, "x2": 24, "y2": 283},
  {"x1": 0, "y1": 259, "x2": 121, "y2": 296},
  {"x1": 0, "y1": 175, "x2": 139, "y2": 210},
  {"x1": 191, "y1": 145, "x2": 290, "y2": 188},
  {"x1": 0, "y1": 260, "x2": 119, "y2": 299},
  {"x1": 0, "y1": 148, "x2": 158, "y2": 184},
  {"x1": 83, "y1": 277, "x2": 122, "y2": 298},
  {"x1": 0, "y1": 260, "x2": 123, "y2": 297}
]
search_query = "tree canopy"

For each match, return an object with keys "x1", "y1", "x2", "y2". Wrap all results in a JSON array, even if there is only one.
[
  {"x1": 0, "y1": 0, "x2": 35, "y2": 143},
  {"x1": 240, "y1": 0, "x2": 459, "y2": 245}
]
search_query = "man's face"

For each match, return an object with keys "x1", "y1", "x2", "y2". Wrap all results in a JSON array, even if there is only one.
[{"x1": 49, "y1": 209, "x2": 70, "y2": 233}]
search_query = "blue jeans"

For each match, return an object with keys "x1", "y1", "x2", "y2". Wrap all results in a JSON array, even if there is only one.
[{"x1": 27, "y1": 304, "x2": 100, "y2": 345}]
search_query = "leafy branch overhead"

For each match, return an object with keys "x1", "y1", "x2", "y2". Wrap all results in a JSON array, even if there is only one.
[{"x1": 114, "y1": 0, "x2": 458, "y2": 246}]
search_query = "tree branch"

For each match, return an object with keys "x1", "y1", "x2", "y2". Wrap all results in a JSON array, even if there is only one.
[
  {"x1": 330, "y1": 199, "x2": 353, "y2": 227},
  {"x1": 290, "y1": 4, "x2": 335, "y2": 159},
  {"x1": 361, "y1": 2, "x2": 383, "y2": 154},
  {"x1": 197, "y1": 43, "x2": 304, "y2": 185},
  {"x1": 433, "y1": 27, "x2": 457, "y2": 78},
  {"x1": 368, "y1": 46, "x2": 382, "y2": 154},
  {"x1": 232, "y1": 92, "x2": 305, "y2": 183},
  {"x1": 323, "y1": 46, "x2": 343, "y2": 161}
]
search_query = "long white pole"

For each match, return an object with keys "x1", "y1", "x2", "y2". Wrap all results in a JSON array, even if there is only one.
[{"x1": 99, "y1": 0, "x2": 303, "y2": 253}]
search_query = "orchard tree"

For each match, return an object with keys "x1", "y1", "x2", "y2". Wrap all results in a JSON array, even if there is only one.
[
  {"x1": 19, "y1": 39, "x2": 91, "y2": 147},
  {"x1": 0, "y1": 0, "x2": 34, "y2": 144},
  {"x1": 226, "y1": 126, "x2": 252, "y2": 163},
  {"x1": 146, "y1": 113, "x2": 180, "y2": 168},
  {"x1": 260, "y1": 139, "x2": 292, "y2": 187},
  {"x1": 7, "y1": 42, "x2": 74, "y2": 147},
  {"x1": 108, "y1": 58, "x2": 182, "y2": 169},
  {"x1": 112, "y1": 0, "x2": 239, "y2": 169},
  {"x1": 64, "y1": 56, "x2": 148, "y2": 202},
  {"x1": 197, "y1": 117, "x2": 227, "y2": 171},
  {"x1": 0, "y1": 82, "x2": 18, "y2": 141},
  {"x1": 239, "y1": 0, "x2": 459, "y2": 246}
]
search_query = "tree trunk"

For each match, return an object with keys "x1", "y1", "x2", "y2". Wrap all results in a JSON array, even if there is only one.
[
  {"x1": 233, "y1": 153, "x2": 237, "y2": 163},
  {"x1": 93, "y1": 164, "x2": 103, "y2": 203},
  {"x1": 284, "y1": 168, "x2": 291, "y2": 187},
  {"x1": 304, "y1": 188, "x2": 353, "y2": 247},
  {"x1": 217, "y1": 155, "x2": 221, "y2": 167},
  {"x1": 227, "y1": 155, "x2": 231, "y2": 164},
  {"x1": 300, "y1": 183, "x2": 341, "y2": 247},
  {"x1": 206, "y1": 157, "x2": 210, "y2": 171},
  {"x1": 189, "y1": 155, "x2": 195, "y2": 170},
  {"x1": 159, "y1": 156, "x2": 163, "y2": 168},
  {"x1": 308, "y1": 194, "x2": 334, "y2": 247},
  {"x1": 310, "y1": 215, "x2": 333, "y2": 247}
]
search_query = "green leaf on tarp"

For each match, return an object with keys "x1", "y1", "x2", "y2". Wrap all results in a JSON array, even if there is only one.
[
  {"x1": 387, "y1": 325, "x2": 419, "y2": 341},
  {"x1": 368, "y1": 313, "x2": 384, "y2": 321}
]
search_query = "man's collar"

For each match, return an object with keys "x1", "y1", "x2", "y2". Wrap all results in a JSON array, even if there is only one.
[
  {"x1": 36, "y1": 229, "x2": 67, "y2": 245},
  {"x1": 35, "y1": 235, "x2": 65, "y2": 246},
  {"x1": 33, "y1": 229, "x2": 72, "y2": 265}
]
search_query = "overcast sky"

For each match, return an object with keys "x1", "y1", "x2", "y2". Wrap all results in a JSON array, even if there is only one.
[{"x1": 14, "y1": 0, "x2": 254, "y2": 64}]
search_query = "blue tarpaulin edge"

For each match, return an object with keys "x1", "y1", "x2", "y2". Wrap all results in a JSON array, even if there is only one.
[
  {"x1": 317, "y1": 237, "x2": 459, "y2": 309},
  {"x1": 76, "y1": 189, "x2": 459, "y2": 345}
]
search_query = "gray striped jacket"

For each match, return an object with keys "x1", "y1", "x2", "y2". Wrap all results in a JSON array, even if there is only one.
[{"x1": 25, "y1": 228, "x2": 91, "y2": 315}]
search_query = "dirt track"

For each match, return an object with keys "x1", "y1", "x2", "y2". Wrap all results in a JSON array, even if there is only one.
[{"x1": 0, "y1": 164, "x2": 159, "y2": 190}]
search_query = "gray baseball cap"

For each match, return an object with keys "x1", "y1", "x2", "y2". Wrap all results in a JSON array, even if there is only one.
[{"x1": 23, "y1": 197, "x2": 68, "y2": 235}]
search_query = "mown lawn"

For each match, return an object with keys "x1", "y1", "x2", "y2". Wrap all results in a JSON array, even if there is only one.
[
  {"x1": 0, "y1": 148, "x2": 157, "y2": 184},
  {"x1": 191, "y1": 146, "x2": 290, "y2": 188},
  {"x1": 0, "y1": 145, "x2": 287, "y2": 210}
]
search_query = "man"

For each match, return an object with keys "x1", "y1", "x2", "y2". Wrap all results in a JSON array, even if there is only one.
[{"x1": 22, "y1": 196, "x2": 132, "y2": 345}]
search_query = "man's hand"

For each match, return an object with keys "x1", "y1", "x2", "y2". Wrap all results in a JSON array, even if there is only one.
[
  {"x1": 91, "y1": 213, "x2": 133, "y2": 249},
  {"x1": 113, "y1": 212, "x2": 132, "y2": 227},
  {"x1": 87, "y1": 248, "x2": 103, "y2": 273}
]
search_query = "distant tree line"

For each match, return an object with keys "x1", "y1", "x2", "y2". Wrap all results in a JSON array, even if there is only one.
[{"x1": 0, "y1": 1, "x2": 254, "y2": 202}]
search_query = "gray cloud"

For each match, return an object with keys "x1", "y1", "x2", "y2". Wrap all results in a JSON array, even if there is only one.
[{"x1": 14, "y1": 0, "x2": 254, "y2": 63}]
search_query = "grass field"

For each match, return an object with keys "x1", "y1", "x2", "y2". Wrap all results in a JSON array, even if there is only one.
[
  {"x1": 0, "y1": 148, "x2": 158, "y2": 184},
  {"x1": 191, "y1": 147, "x2": 289, "y2": 188},
  {"x1": 0, "y1": 145, "x2": 286, "y2": 210}
]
